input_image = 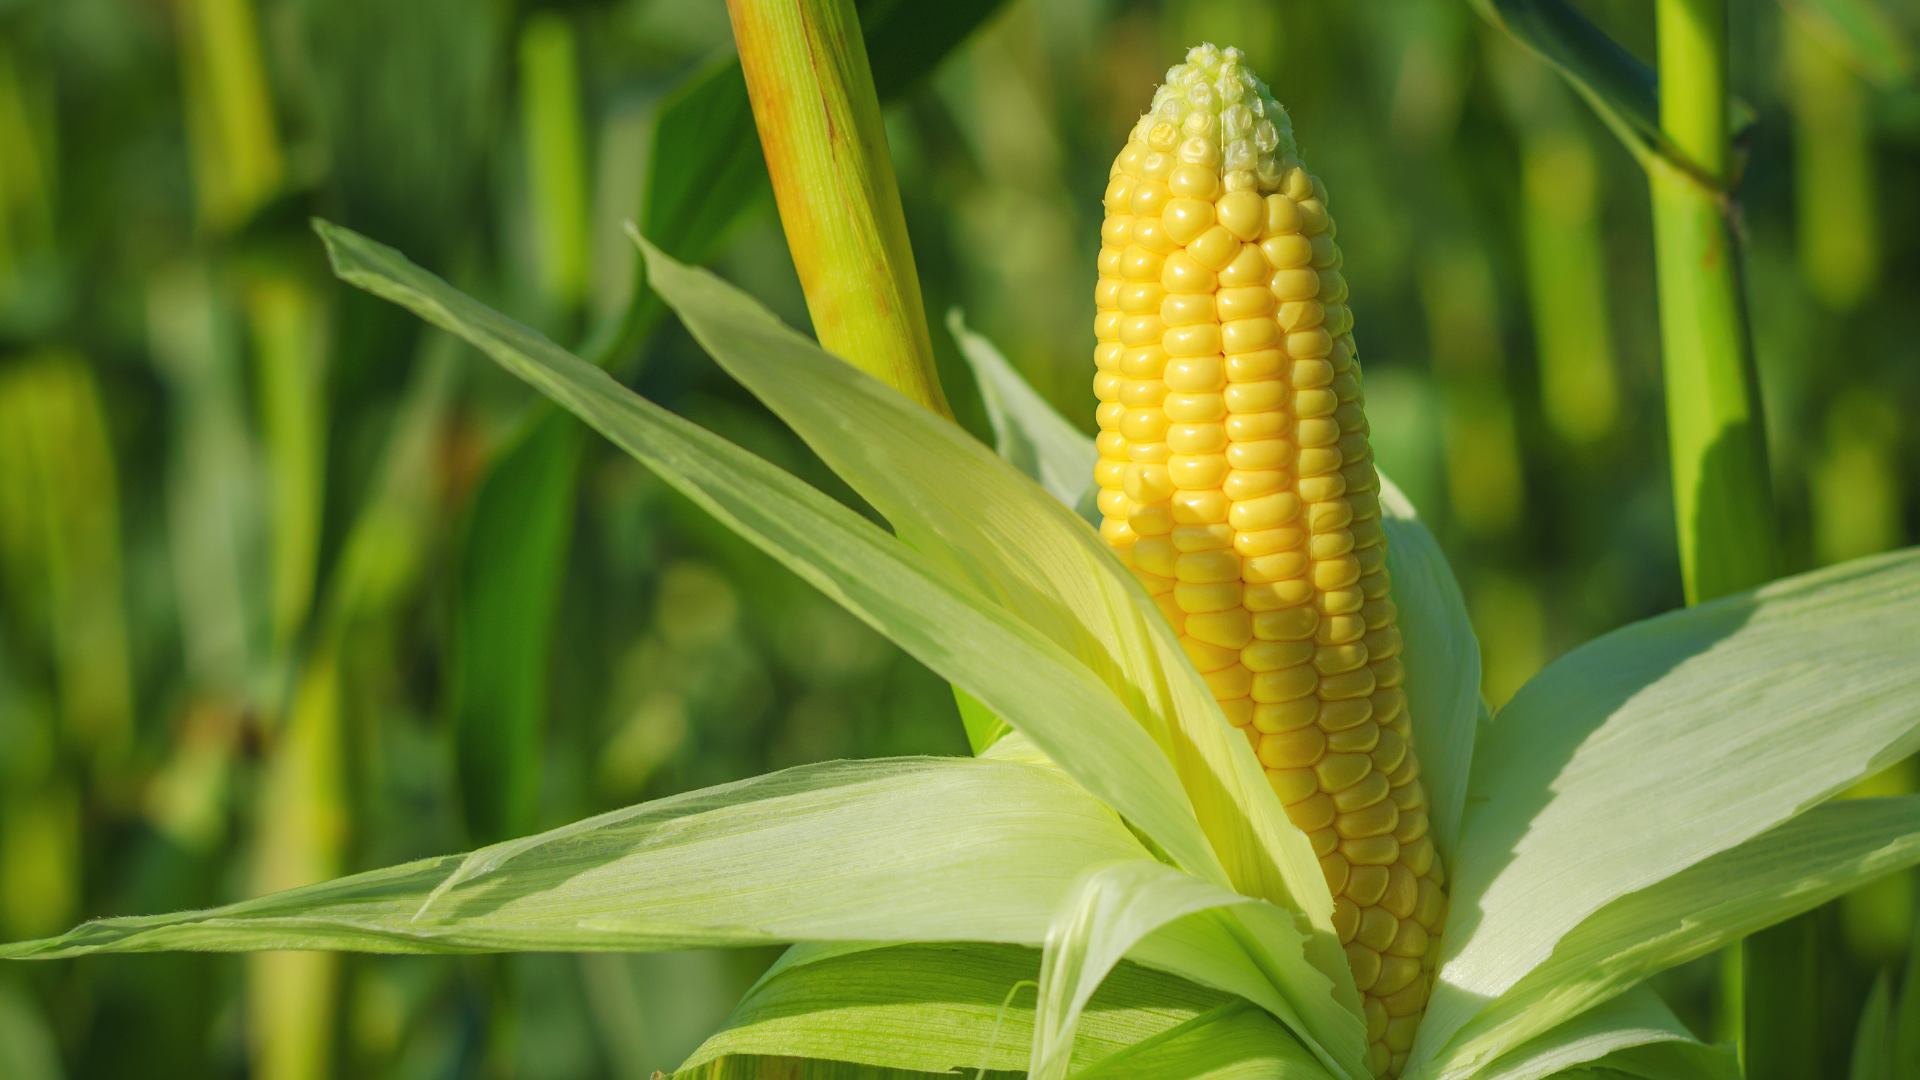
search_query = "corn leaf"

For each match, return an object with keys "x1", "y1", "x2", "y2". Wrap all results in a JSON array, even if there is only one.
[
  {"x1": 313, "y1": 220, "x2": 1226, "y2": 884},
  {"x1": 1464, "y1": 0, "x2": 1661, "y2": 169},
  {"x1": 946, "y1": 309, "x2": 1098, "y2": 523},
  {"x1": 457, "y1": 0, "x2": 1009, "y2": 856},
  {"x1": 1376, "y1": 477, "x2": 1481, "y2": 866},
  {"x1": 630, "y1": 235, "x2": 1360, "y2": 1022},
  {"x1": 1, "y1": 758, "x2": 1156, "y2": 959},
  {"x1": 1033, "y1": 860, "x2": 1368, "y2": 1080},
  {"x1": 1464, "y1": 985, "x2": 1736, "y2": 1080},
  {"x1": 1416, "y1": 550, "x2": 1920, "y2": 1071},
  {"x1": 1072, "y1": 1001, "x2": 1336, "y2": 1079},
  {"x1": 676, "y1": 942, "x2": 1232, "y2": 1077},
  {"x1": 448, "y1": 409, "x2": 582, "y2": 846},
  {"x1": 1427, "y1": 795, "x2": 1920, "y2": 1079},
  {"x1": 1853, "y1": 972, "x2": 1896, "y2": 1080}
]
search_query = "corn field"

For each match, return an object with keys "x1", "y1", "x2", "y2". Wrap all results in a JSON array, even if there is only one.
[{"x1": 0, "y1": 0, "x2": 1917, "y2": 1077}]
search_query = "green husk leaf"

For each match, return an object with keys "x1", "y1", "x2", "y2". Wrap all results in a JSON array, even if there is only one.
[
  {"x1": 1427, "y1": 796, "x2": 1920, "y2": 1078},
  {"x1": 1032, "y1": 861, "x2": 1367, "y2": 1080},
  {"x1": 946, "y1": 308, "x2": 1098, "y2": 523},
  {"x1": 1465, "y1": 985, "x2": 1736, "y2": 1080},
  {"x1": 313, "y1": 220, "x2": 1223, "y2": 885},
  {"x1": 1, "y1": 758, "x2": 1149, "y2": 959},
  {"x1": 1418, "y1": 550, "x2": 1920, "y2": 1070},
  {"x1": 676, "y1": 942, "x2": 1231, "y2": 1078},
  {"x1": 631, "y1": 234, "x2": 1360, "y2": 1023},
  {"x1": 1375, "y1": 478, "x2": 1481, "y2": 865},
  {"x1": 1072, "y1": 1000, "x2": 1336, "y2": 1080}
]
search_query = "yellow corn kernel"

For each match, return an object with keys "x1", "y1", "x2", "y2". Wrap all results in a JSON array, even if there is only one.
[
  {"x1": 1094, "y1": 46, "x2": 1444, "y2": 1075},
  {"x1": 1286, "y1": 792, "x2": 1337, "y2": 832},
  {"x1": 1346, "y1": 864, "x2": 1389, "y2": 906},
  {"x1": 1320, "y1": 852, "x2": 1351, "y2": 896},
  {"x1": 1258, "y1": 726, "x2": 1326, "y2": 769},
  {"x1": 1347, "y1": 943, "x2": 1383, "y2": 993},
  {"x1": 1253, "y1": 698, "x2": 1318, "y2": 733}
]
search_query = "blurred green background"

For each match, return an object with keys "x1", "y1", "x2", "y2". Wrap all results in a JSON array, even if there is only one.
[{"x1": 0, "y1": 0, "x2": 1914, "y2": 1076}]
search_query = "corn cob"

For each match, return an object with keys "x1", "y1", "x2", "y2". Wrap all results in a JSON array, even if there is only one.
[{"x1": 1092, "y1": 45, "x2": 1446, "y2": 1078}]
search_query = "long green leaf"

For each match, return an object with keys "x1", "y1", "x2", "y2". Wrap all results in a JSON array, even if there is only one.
[
  {"x1": 313, "y1": 221, "x2": 1225, "y2": 884},
  {"x1": 631, "y1": 235, "x2": 1360, "y2": 1023},
  {"x1": 452, "y1": 0, "x2": 1007, "y2": 852},
  {"x1": 1426, "y1": 796, "x2": 1920, "y2": 1078},
  {"x1": 449, "y1": 409, "x2": 582, "y2": 845},
  {"x1": 1417, "y1": 550, "x2": 1920, "y2": 1070},
  {"x1": 677, "y1": 942, "x2": 1231, "y2": 1078},
  {"x1": 1466, "y1": 985, "x2": 1737, "y2": 1080},
  {"x1": 1033, "y1": 861, "x2": 1367, "y2": 1080},
  {"x1": 0, "y1": 758, "x2": 1148, "y2": 958},
  {"x1": 1464, "y1": 0, "x2": 1662, "y2": 169}
]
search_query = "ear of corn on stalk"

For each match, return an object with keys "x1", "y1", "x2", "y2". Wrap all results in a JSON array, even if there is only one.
[{"x1": 1092, "y1": 45, "x2": 1445, "y2": 1078}]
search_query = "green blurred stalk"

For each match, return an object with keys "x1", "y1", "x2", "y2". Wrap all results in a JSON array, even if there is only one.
[
  {"x1": 0, "y1": 48, "x2": 55, "y2": 290},
  {"x1": 1518, "y1": 127, "x2": 1619, "y2": 445},
  {"x1": 519, "y1": 12, "x2": 590, "y2": 312},
  {"x1": 0, "y1": 780, "x2": 77, "y2": 944},
  {"x1": 1651, "y1": 0, "x2": 1780, "y2": 1047},
  {"x1": 1782, "y1": 17, "x2": 1879, "y2": 311},
  {"x1": 1418, "y1": 242, "x2": 1526, "y2": 538},
  {"x1": 149, "y1": 264, "x2": 262, "y2": 694},
  {"x1": 726, "y1": 0, "x2": 952, "y2": 416},
  {"x1": 173, "y1": 0, "x2": 283, "y2": 232},
  {"x1": 0, "y1": 357, "x2": 134, "y2": 768},
  {"x1": 1811, "y1": 389, "x2": 1903, "y2": 569},
  {"x1": 246, "y1": 276, "x2": 328, "y2": 651},
  {"x1": 1745, "y1": 915, "x2": 1823, "y2": 1080},
  {"x1": 1649, "y1": 0, "x2": 1777, "y2": 606},
  {"x1": 248, "y1": 645, "x2": 345, "y2": 1080}
]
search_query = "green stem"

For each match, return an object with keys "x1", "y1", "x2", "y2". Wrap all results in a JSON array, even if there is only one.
[
  {"x1": 725, "y1": 0, "x2": 952, "y2": 417},
  {"x1": 1650, "y1": 0, "x2": 1776, "y2": 605}
]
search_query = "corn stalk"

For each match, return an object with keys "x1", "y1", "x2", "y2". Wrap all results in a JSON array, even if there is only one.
[
  {"x1": 1467, "y1": 0, "x2": 1778, "y2": 604},
  {"x1": 1649, "y1": 0, "x2": 1777, "y2": 605},
  {"x1": 725, "y1": 0, "x2": 951, "y2": 417}
]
